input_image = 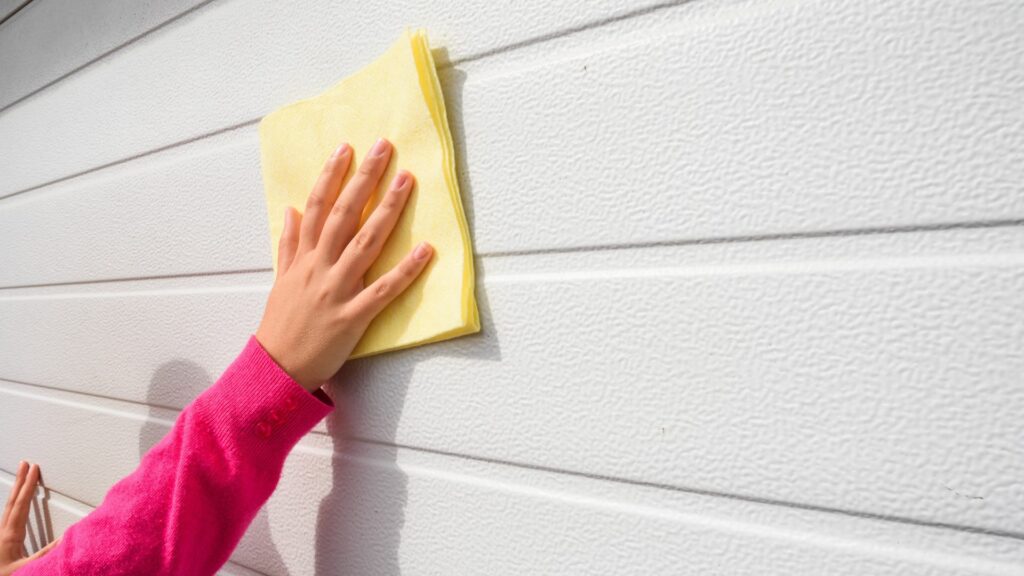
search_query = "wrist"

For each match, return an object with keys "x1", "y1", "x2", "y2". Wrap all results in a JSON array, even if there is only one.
[{"x1": 252, "y1": 331, "x2": 322, "y2": 393}]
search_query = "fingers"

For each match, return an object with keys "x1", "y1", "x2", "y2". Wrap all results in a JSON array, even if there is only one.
[
  {"x1": 333, "y1": 170, "x2": 414, "y2": 282},
  {"x1": 297, "y1": 144, "x2": 353, "y2": 254},
  {"x1": 317, "y1": 138, "x2": 393, "y2": 262},
  {"x1": 11, "y1": 464, "x2": 39, "y2": 532},
  {"x1": 276, "y1": 207, "x2": 302, "y2": 279},
  {"x1": 7, "y1": 538, "x2": 62, "y2": 573},
  {"x1": 351, "y1": 242, "x2": 433, "y2": 318},
  {"x1": 2, "y1": 461, "x2": 28, "y2": 527}
]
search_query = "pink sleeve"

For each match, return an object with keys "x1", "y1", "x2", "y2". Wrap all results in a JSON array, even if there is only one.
[{"x1": 16, "y1": 336, "x2": 334, "y2": 576}]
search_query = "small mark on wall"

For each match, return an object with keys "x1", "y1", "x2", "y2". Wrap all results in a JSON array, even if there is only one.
[{"x1": 944, "y1": 486, "x2": 984, "y2": 501}]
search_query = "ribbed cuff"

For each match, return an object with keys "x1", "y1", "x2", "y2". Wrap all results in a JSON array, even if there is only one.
[{"x1": 208, "y1": 336, "x2": 334, "y2": 451}]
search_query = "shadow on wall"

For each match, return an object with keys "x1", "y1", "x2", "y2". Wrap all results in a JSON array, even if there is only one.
[
  {"x1": 133, "y1": 50, "x2": 490, "y2": 576},
  {"x1": 313, "y1": 361, "x2": 410, "y2": 576},
  {"x1": 24, "y1": 480, "x2": 54, "y2": 554},
  {"x1": 144, "y1": 359, "x2": 292, "y2": 576},
  {"x1": 312, "y1": 54, "x2": 499, "y2": 575},
  {"x1": 313, "y1": 288, "x2": 500, "y2": 576}
]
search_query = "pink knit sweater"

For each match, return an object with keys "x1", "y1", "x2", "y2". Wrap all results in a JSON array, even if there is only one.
[{"x1": 16, "y1": 336, "x2": 334, "y2": 575}]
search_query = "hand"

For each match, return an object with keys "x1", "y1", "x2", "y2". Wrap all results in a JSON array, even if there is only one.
[
  {"x1": 256, "y1": 138, "x2": 433, "y2": 391},
  {"x1": 1, "y1": 462, "x2": 60, "y2": 576}
]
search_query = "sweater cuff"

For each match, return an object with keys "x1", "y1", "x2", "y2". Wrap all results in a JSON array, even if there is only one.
[{"x1": 210, "y1": 336, "x2": 334, "y2": 449}]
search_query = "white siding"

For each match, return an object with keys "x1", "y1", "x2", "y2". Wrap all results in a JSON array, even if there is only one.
[
  {"x1": 1, "y1": 0, "x2": 1022, "y2": 574},
  {"x1": 0, "y1": 0, "x2": 28, "y2": 24},
  {"x1": 0, "y1": 0, "x2": 208, "y2": 110}
]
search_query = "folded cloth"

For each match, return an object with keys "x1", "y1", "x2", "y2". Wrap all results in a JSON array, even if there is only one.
[{"x1": 259, "y1": 30, "x2": 480, "y2": 358}]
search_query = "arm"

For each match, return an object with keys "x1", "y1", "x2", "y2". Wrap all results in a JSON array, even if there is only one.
[
  {"x1": 15, "y1": 337, "x2": 332, "y2": 575},
  {"x1": 11, "y1": 137, "x2": 432, "y2": 575}
]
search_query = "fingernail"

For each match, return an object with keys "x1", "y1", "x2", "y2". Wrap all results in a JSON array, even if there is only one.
[
  {"x1": 392, "y1": 171, "x2": 411, "y2": 190},
  {"x1": 413, "y1": 242, "x2": 432, "y2": 260},
  {"x1": 370, "y1": 138, "x2": 390, "y2": 157},
  {"x1": 283, "y1": 207, "x2": 292, "y2": 227},
  {"x1": 333, "y1": 143, "x2": 350, "y2": 157}
]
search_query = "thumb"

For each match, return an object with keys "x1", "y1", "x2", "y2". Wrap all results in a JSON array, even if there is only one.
[
  {"x1": 4, "y1": 538, "x2": 63, "y2": 573},
  {"x1": 17, "y1": 537, "x2": 61, "y2": 566}
]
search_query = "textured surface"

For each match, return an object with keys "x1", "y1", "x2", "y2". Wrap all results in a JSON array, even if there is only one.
[
  {"x1": 0, "y1": 0, "x2": 207, "y2": 110},
  {"x1": 0, "y1": 0, "x2": 28, "y2": 24},
  {"x1": 1, "y1": 0, "x2": 1023, "y2": 574},
  {"x1": 259, "y1": 31, "x2": 479, "y2": 357}
]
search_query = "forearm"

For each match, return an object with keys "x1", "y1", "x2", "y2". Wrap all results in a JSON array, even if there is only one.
[{"x1": 16, "y1": 336, "x2": 333, "y2": 576}]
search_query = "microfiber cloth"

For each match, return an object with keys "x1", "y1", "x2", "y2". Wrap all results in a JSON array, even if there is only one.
[{"x1": 259, "y1": 30, "x2": 480, "y2": 358}]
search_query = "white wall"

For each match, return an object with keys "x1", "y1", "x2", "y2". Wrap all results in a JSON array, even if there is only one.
[{"x1": 1, "y1": 0, "x2": 1022, "y2": 574}]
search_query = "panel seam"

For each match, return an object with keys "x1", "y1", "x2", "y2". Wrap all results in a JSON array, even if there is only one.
[
  {"x1": 3, "y1": 375, "x2": 1022, "y2": 543},
  {"x1": 0, "y1": 219, "x2": 1022, "y2": 292},
  {"x1": 0, "y1": 0, "x2": 32, "y2": 29},
  {"x1": 0, "y1": 0, "x2": 219, "y2": 114},
  {"x1": 0, "y1": 0, "x2": 699, "y2": 200}
]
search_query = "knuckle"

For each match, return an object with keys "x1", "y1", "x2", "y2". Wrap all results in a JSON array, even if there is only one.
[
  {"x1": 331, "y1": 200, "x2": 356, "y2": 219},
  {"x1": 315, "y1": 287, "x2": 333, "y2": 304},
  {"x1": 357, "y1": 159, "x2": 379, "y2": 177},
  {"x1": 353, "y1": 231, "x2": 377, "y2": 252},
  {"x1": 305, "y1": 192, "x2": 324, "y2": 208},
  {"x1": 374, "y1": 281, "x2": 391, "y2": 298},
  {"x1": 301, "y1": 264, "x2": 316, "y2": 283},
  {"x1": 383, "y1": 191, "x2": 404, "y2": 210},
  {"x1": 335, "y1": 307, "x2": 360, "y2": 326}
]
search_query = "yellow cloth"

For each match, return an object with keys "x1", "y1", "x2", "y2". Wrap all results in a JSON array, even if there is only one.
[{"x1": 259, "y1": 30, "x2": 479, "y2": 358}]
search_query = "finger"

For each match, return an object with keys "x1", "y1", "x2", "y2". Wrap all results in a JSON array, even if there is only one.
[
  {"x1": 317, "y1": 138, "x2": 393, "y2": 262},
  {"x1": 8, "y1": 538, "x2": 61, "y2": 572},
  {"x1": 29, "y1": 536, "x2": 61, "y2": 560},
  {"x1": 2, "y1": 461, "x2": 28, "y2": 527},
  {"x1": 333, "y1": 170, "x2": 414, "y2": 282},
  {"x1": 276, "y1": 207, "x2": 302, "y2": 279},
  {"x1": 351, "y1": 242, "x2": 433, "y2": 319},
  {"x1": 11, "y1": 463, "x2": 39, "y2": 532},
  {"x1": 297, "y1": 143, "x2": 352, "y2": 254}
]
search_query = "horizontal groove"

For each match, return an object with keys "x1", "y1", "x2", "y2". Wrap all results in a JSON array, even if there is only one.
[
  {"x1": 352, "y1": 437, "x2": 1024, "y2": 544},
  {"x1": 0, "y1": 0, "x2": 31, "y2": 28},
  {"x1": 219, "y1": 560, "x2": 271, "y2": 576},
  {"x1": 0, "y1": 465, "x2": 91, "y2": 510},
  {"x1": 0, "y1": 0, "x2": 690, "y2": 117},
  {"x1": 0, "y1": 0, "x2": 218, "y2": 114},
  {"x1": 0, "y1": 117, "x2": 258, "y2": 202},
  {"x1": 449, "y1": 0, "x2": 692, "y2": 66},
  {"x1": 482, "y1": 219, "x2": 1024, "y2": 258},
  {"x1": 0, "y1": 267, "x2": 272, "y2": 291},
  {"x1": 0, "y1": 376, "x2": 183, "y2": 415},
  {"x1": 0, "y1": 0, "x2": 695, "y2": 201},
  {"x1": 2, "y1": 374, "x2": 1021, "y2": 544},
  {"x1": 1, "y1": 219, "x2": 1022, "y2": 292}
]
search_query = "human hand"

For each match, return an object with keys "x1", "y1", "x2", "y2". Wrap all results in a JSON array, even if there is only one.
[
  {"x1": 1, "y1": 462, "x2": 60, "y2": 576},
  {"x1": 255, "y1": 138, "x2": 433, "y2": 392}
]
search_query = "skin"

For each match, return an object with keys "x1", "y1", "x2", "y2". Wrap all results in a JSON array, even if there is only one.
[
  {"x1": 2, "y1": 138, "x2": 430, "y2": 570},
  {"x1": 1, "y1": 462, "x2": 60, "y2": 575},
  {"x1": 256, "y1": 137, "x2": 433, "y2": 391}
]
